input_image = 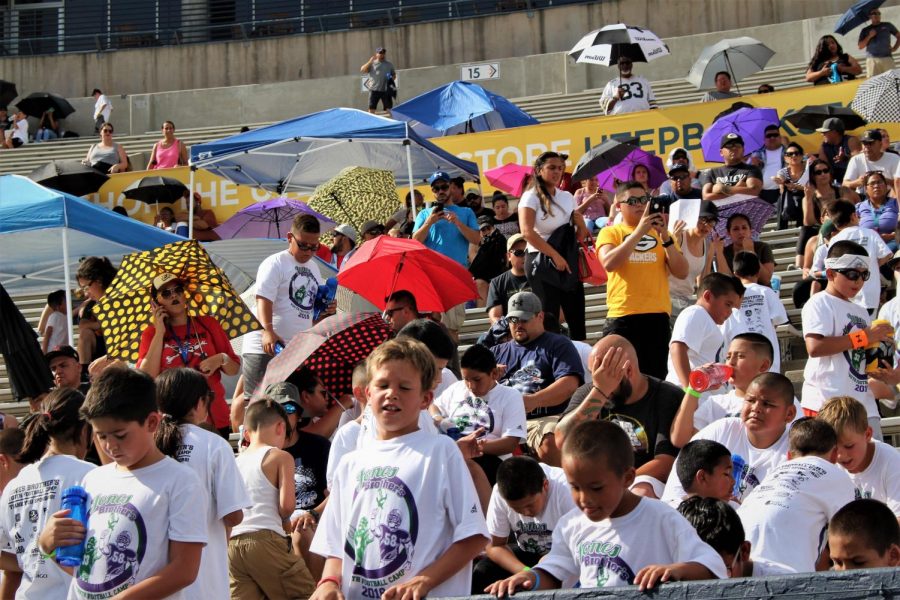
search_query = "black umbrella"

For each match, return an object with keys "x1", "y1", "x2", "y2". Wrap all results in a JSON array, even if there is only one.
[
  {"x1": 15, "y1": 92, "x2": 75, "y2": 119},
  {"x1": 122, "y1": 176, "x2": 188, "y2": 204},
  {"x1": 572, "y1": 138, "x2": 640, "y2": 181},
  {"x1": 28, "y1": 159, "x2": 110, "y2": 197},
  {"x1": 783, "y1": 105, "x2": 868, "y2": 132},
  {"x1": 0, "y1": 283, "x2": 53, "y2": 401},
  {"x1": 0, "y1": 80, "x2": 17, "y2": 108}
]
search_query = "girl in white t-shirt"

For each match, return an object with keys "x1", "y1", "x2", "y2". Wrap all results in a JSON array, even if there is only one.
[
  {"x1": 155, "y1": 368, "x2": 249, "y2": 600},
  {"x1": 0, "y1": 388, "x2": 95, "y2": 599}
]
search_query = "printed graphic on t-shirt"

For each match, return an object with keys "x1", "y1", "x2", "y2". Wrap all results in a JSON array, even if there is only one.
[
  {"x1": 294, "y1": 459, "x2": 318, "y2": 509},
  {"x1": 174, "y1": 443, "x2": 194, "y2": 463},
  {"x1": 76, "y1": 494, "x2": 148, "y2": 598},
  {"x1": 578, "y1": 541, "x2": 635, "y2": 587},
  {"x1": 514, "y1": 520, "x2": 552, "y2": 554},
  {"x1": 732, "y1": 454, "x2": 762, "y2": 500},
  {"x1": 288, "y1": 265, "x2": 319, "y2": 317},
  {"x1": 842, "y1": 314, "x2": 869, "y2": 393},
  {"x1": 605, "y1": 414, "x2": 649, "y2": 453},
  {"x1": 617, "y1": 82, "x2": 645, "y2": 100},
  {"x1": 344, "y1": 466, "x2": 419, "y2": 597},
  {"x1": 507, "y1": 362, "x2": 543, "y2": 395},
  {"x1": 626, "y1": 234, "x2": 659, "y2": 263},
  {"x1": 447, "y1": 395, "x2": 495, "y2": 435}
]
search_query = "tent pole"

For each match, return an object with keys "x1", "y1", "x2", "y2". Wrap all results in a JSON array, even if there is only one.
[
  {"x1": 61, "y1": 227, "x2": 75, "y2": 347},
  {"x1": 404, "y1": 139, "x2": 416, "y2": 220},
  {"x1": 188, "y1": 167, "x2": 196, "y2": 239}
]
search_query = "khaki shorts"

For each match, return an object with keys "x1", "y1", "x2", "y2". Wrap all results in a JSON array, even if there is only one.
[
  {"x1": 229, "y1": 529, "x2": 316, "y2": 600},
  {"x1": 866, "y1": 56, "x2": 894, "y2": 78},
  {"x1": 526, "y1": 415, "x2": 559, "y2": 455},
  {"x1": 441, "y1": 302, "x2": 467, "y2": 332}
]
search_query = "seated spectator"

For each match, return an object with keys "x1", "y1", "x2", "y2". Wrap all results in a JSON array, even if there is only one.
[
  {"x1": 177, "y1": 191, "x2": 220, "y2": 241},
  {"x1": 701, "y1": 71, "x2": 741, "y2": 103},
  {"x1": 828, "y1": 499, "x2": 900, "y2": 570},
  {"x1": 45, "y1": 346, "x2": 90, "y2": 401},
  {"x1": 793, "y1": 160, "x2": 849, "y2": 269},
  {"x1": 81, "y1": 123, "x2": 128, "y2": 173},
  {"x1": 674, "y1": 440, "x2": 734, "y2": 504},
  {"x1": 490, "y1": 192, "x2": 520, "y2": 237},
  {"x1": 805, "y1": 35, "x2": 861, "y2": 85},
  {"x1": 599, "y1": 56, "x2": 657, "y2": 115},
  {"x1": 667, "y1": 201, "x2": 723, "y2": 318},
  {"x1": 40, "y1": 289, "x2": 68, "y2": 355},
  {"x1": 657, "y1": 164, "x2": 702, "y2": 205},
  {"x1": 717, "y1": 213, "x2": 776, "y2": 286},
  {"x1": 817, "y1": 118, "x2": 856, "y2": 184},
  {"x1": 147, "y1": 120, "x2": 188, "y2": 169},
  {"x1": 880, "y1": 128, "x2": 899, "y2": 155},
  {"x1": 155, "y1": 206, "x2": 176, "y2": 232},
  {"x1": 752, "y1": 126, "x2": 788, "y2": 210},
  {"x1": 470, "y1": 216, "x2": 509, "y2": 307},
  {"x1": 360, "y1": 219, "x2": 386, "y2": 242},
  {"x1": 658, "y1": 148, "x2": 700, "y2": 196},
  {"x1": 632, "y1": 164, "x2": 659, "y2": 195},
  {"x1": 35, "y1": 109, "x2": 59, "y2": 142},
  {"x1": 857, "y1": 171, "x2": 898, "y2": 251},
  {"x1": 757, "y1": 83, "x2": 775, "y2": 94},
  {"x1": 573, "y1": 176, "x2": 609, "y2": 232},
  {"x1": 701, "y1": 133, "x2": 763, "y2": 201},
  {"x1": 843, "y1": 129, "x2": 900, "y2": 197},
  {"x1": 466, "y1": 187, "x2": 495, "y2": 220},
  {"x1": 3, "y1": 111, "x2": 27, "y2": 149},
  {"x1": 772, "y1": 141, "x2": 806, "y2": 230},
  {"x1": 485, "y1": 234, "x2": 529, "y2": 325},
  {"x1": 384, "y1": 289, "x2": 420, "y2": 333}
]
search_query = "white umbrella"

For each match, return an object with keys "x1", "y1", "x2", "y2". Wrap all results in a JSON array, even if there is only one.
[
  {"x1": 569, "y1": 23, "x2": 670, "y2": 66},
  {"x1": 851, "y1": 69, "x2": 900, "y2": 123},
  {"x1": 687, "y1": 37, "x2": 775, "y2": 92}
]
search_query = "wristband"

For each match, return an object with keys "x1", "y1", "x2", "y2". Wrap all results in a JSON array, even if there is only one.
[
  {"x1": 522, "y1": 566, "x2": 541, "y2": 589},
  {"x1": 849, "y1": 330, "x2": 868, "y2": 350},
  {"x1": 684, "y1": 386, "x2": 702, "y2": 399},
  {"x1": 591, "y1": 385, "x2": 609, "y2": 400},
  {"x1": 662, "y1": 238, "x2": 675, "y2": 248},
  {"x1": 40, "y1": 548, "x2": 56, "y2": 560},
  {"x1": 316, "y1": 576, "x2": 340, "y2": 589},
  {"x1": 308, "y1": 508, "x2": 320, "y2": 523}
]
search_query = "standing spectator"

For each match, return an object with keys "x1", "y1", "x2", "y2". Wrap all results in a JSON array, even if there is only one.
[
  {"x1": 360, "y1": 47, "x2": 395, "y2": 117},
  {"x1": 3, "y1": 111, "x2": 27, "y2": 149},
  {"x1": 805, "y1": 35, "x2": 861, "y2": 85},
  {"x1": 41, "y1": 290, "x2": 68, "y2": 354},
  {"x1": 518, "y1": 151, "x2": 590, "y2": 341},
  {"x1": 573, "y1": 176, "x2": 609, "y2": 232},
  {"x1": 856, "y1": 171, "x2": 899, "y2": 251},
  {"x1": 486, "y1": 234, "x2": 530, "y2": 324},
  {"x1": 717, "y1": 213, "x2": 776, "y2": 286},
  {"x1": 466, "y1": 187, "x2": 494, "y2": 220},
  {"x1": 844, "y1": 129, "x2": 900, "y2": 198},
  {"x1": 360, "y1": 219, "x2": 386, "y2": 243},
  {"x1": 449, "y1": 177, "x2": 467, "y2": 206},
  {"x1": 385, "y1": 190, "x2": 424, "y2": 236},
  {"x1": 35, "y1": 109, "x2": 58, "y2": 142},
  {"x1": 177, "y1": 191, "x2": 220, "y2": 241},
  {"x1": 147, "y1": 120, "x2": 188, "y2": 169},
  {"x1": 490, "y1": 192, "x2": 520, "y2": 237},
  {"x1": 750, "y1": 125, "x2": 787, "y2": 207},
  {"x1": 81, "y1": 123, "x2": 128, "y2": 173},
  {"x1": 817, "y1": 118, "x2": 856, "y2": 184},
  {"x1": 701, "y1": 71, "x2": 741, "y2": 102},
  {"x1": 599, "y1": 56, "x2": 657, "y2": 115},
  {"x1": 668, "y1": 201, "x2": 724, "y2": 318},
  {"x1": 91, "y1": 88, "x2": 112, "y2": 133},
  {"x1": 470, "y1": 216, "x2": 508, "y2": 307},
  {"x1": 858, "y1": 7, "x2": 899, "y2": 77},
  {"x1": 772, "y1": 141, "x2": 807, "y2": 229},
  {"x1": 701, "y1": 133, "x2": 764, "y2": 201}
]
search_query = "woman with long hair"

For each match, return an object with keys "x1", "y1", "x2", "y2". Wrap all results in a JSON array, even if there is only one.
[
  {"x1": 805, "y1": 35, "x2": 861, "y2": 85},
  {"x1": 772, "y1": 141, "x2": 808, "y2": 230},
  {"x1": 793, "y1": 159, "x2": 847, "y2": 267},
  {"x1": 518, "y1": 151, "x2": 590, "y2": 340},
  {"x1": 147, "y1": 120, "x2": 188, "y2": 170},
  {"x1": 81, "y1": 123, "x2": 128, "y2": 173},
  {"x1": 75, "y1": 256, "x2": 118, "y2": 377}
]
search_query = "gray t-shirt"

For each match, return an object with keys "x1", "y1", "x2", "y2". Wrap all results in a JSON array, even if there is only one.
[
  {"x1": 701, "y1": 89, "x2": 741, "y2": 102},
  {"x1": 860, "y1": 22, "x2": 899, "y2": 57},
  {"x1": 366, "y1": 59, "x2": 395, "y2": 92}
]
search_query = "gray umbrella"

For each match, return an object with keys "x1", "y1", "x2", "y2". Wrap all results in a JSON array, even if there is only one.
[
  {"x1": 851, "y1": 69, "x2": 900, "y2": 123},
  {"x1": 687, "y1": 37, "x2": 775, "y2": 93}
]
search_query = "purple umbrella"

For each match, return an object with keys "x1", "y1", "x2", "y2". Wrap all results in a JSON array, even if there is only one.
[
  {"x1": 714, "y1": 197, "x2": 775, "y2": 242},
  {"x1": 700, "y1": 107, "x2": 780, "y2": 163},
  {"x1": 595, "y1": 148, "x2": 667, "y2": 193},
  {"x1": 214, "y1": 197, "x2": 336, "y2": 239}
]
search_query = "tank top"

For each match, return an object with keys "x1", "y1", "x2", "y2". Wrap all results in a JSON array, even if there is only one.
[
  {"x1": 89, "y1": 142, "x2": 120, "y2": 168},
  {"x1": 669, "y1": 233, "x2": 707, "y2": 299},
  {"x1": 152, "y1": 138, "x2": 181, "y2": 169},
  {"x1": 231, "y1": 445, "x2": 284, "y2": 537}
]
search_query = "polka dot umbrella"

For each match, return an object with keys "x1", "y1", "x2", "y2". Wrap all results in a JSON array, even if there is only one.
[{"x1": 95, "y1": 239, "x2": 261, "y2": 362}]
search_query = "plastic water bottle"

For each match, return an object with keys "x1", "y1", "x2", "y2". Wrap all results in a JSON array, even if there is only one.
[
  {"x1": 437, "y1": 420, "x2": 462, "y2": 440},
  {"x1": 688, "y1": 364, "x2": 734, "y2": 392},
  {"x1": 770, "y1": 273, "x2": 781, "y2": 293},
  {"x1": 313, "y1": 277, "x2": 338, "y2": 321},
  {"x1": 731, "y1": 454, "x2": 746, "y2": 499},
  {"x1": 273, "y1": 341, "x2": 285, "y2": 355},
  {"x1": 829, "y1": 62, "x2": 841, "y2": 84},
  {"x1": 56, "y1": 486, "x2": 89, "y2": 567}
]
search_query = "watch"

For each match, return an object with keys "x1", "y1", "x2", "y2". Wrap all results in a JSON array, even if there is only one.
[{"x1": 662, "y1": 238, "x2": 675, "y2": 248}]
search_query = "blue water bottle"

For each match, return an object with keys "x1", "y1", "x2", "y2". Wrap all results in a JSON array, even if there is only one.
[
  {"x1": 829, "y1": 62, "x2": 841, "y2": 84},
  {"x1": 731, "y1": 454, "x2": 746, "y2": 499},
  {"x1": 313, "y1": 277, "x2": 338, "y2": 321},
  {"x1": 56, "y1": 486, "x2": 89, "y2": 567}
]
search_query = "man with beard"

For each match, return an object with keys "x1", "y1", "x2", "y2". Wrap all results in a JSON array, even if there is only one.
[
  {"x1": 555, "y1": 334, "x2": 681, "y2": 499},
  {"x1": 316, "y1": 223, "x2": 357, "y2": 269}
]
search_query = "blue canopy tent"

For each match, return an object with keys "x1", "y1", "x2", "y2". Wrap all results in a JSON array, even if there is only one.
[
  {"x1": 189, "y1": 108, "x2": 480, "y2": 227},
  {"x1": 391, "y1": 81, "x2": 540, "y2": 137},
  {"x1": 0, "y1": 175, "x2": 182, "y2": 345}
]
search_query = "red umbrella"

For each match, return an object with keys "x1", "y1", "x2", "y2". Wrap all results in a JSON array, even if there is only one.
[
  {"x1": 256, "y1": 312, "x2": 391, "y2": 399},
  {"x1": 338, "y1": 236, "x2": 479, "y2": 312},
  {"x1": 484, "y1": 163, "x2": 532, "y2": 197}
]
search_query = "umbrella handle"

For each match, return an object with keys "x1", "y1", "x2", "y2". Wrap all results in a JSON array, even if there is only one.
[{"x1": 724, "y1": 53, "x2": 741, "y2": 96}]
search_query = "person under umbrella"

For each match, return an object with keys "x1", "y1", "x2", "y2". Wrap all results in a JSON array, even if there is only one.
[{"x1": 599, "y1": 56, "x2": 658, "y2": 115}]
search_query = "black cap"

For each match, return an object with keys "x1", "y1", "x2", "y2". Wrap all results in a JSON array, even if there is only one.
[
  {"x1": 45, "y1": 345, "x2": 79, "y2": 363},
  {"x1": 668, "y1": 164, "x2": 690, "y2": 177},
  {"x1": 477, "y1": 215, "x2": 495, "y2": 229},
  {"x1": 698, "y1": 200, "x2": 719, "y2": 220},
  {"x1": 860, "y1": 129, "x2": 883, "y2": 143},
  {"x1": 720, "y1": 133, "x2": 745, "y2": 148}
]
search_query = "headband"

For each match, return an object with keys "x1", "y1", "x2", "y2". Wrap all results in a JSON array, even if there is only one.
[{"x1": 824, "y1": 255, "x2": 868, "y2": 270}]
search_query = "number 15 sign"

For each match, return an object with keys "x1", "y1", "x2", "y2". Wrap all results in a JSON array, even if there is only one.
[{"x1": 461, "y1": 63, "x2": 500, "y2": 81}]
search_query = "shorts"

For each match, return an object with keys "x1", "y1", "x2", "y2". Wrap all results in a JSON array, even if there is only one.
[
  {"x1": 525, "y1": 416, "x2": 559, "y2": 455},
  {"x1": 866, "y1": 56, "x2": 894, "y2": 78},
  {"x1": 10, "y1": 138, "x2": 23, "y2": 148},
  {"x1": 441, "y1": 302, "x2": 467, "y2": 332},
  {"x1": 229, "y1": 529, "x2": 315, "y2": 600},
  {"x1": 241, "y1": 352, "x2": 273, "y2": 400},
  {"x1": 368, "y1": 90, "x2": 394, "y2": 110}
]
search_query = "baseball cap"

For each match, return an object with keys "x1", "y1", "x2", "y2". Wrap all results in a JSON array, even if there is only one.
[
  {"x1": 361, "y1": 220, "x2": 385, "y2": 236},
  {"x1": 46, "y1": 345, "x2": 79, "y2": 363},
  {"x1": 720, "y1": 133, "x2": 744, "y2": 148},
  {"x1": 860, "y1": 129, "x2": 883, "y2": 143},
  {"x1": 376, "y1": 47, "x2": 386, "y2": 53},
  {"x1": 698, "y1": 200, "x2": 719, "y2": 220},
  {"x1": 264, "y1": 382, "x2": 305, "y2": 415},
  {"x1": 465, "y1": 187, "x2": 481, "y2": 199},
  {"x1": 667, "y1": 164, "x2": 690, "y2": 177},
  {"x1": 477, "y1": 215, "x2": 494, "y2": 229},
  {"x1": 427, "y1": 171, "x2": 451, "y2": 186},
  {"x1": 333, "y1": 223, "x2": 357, "y2": 243},
  {"x1": 816, "y1": 118, "x2": 845, "y2": 134},
  {"x1": 152, "y1": 272, "x2": 181, "y2": 291},
  {"x1": 506, "y1": 233, "x2": 526, "y2": 251},
  {"x1": 507, "y1": 291, "x2": 542, "y2": 320}
]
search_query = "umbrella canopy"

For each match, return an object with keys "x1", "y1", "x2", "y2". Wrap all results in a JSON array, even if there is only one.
[
  {"x1": 835, "y1": 0, "x2": 884, "y2": 35},
  {"x1": 484, "y1": 163, "x2": 532, "y2": 197},
  {"x1": 306, "y1": 167, "x2": 400, "y2": 233},
  {"x1": 338, "y1": 236, "x2": 479, "y2": 312},
  {"x1": 28, "y1": 160, "x2": 109, "y2": 197},
  {"x1": 594, "y1": 148, "x2": 667, "y2": 193},
  {"x1": 122, "y1": 176, "x2": 188, "y2": 204},
  {"x1": 256, "y1": 312, "x2": 391, "y2": 399},
  {"x1": 391, "y1": 81, "x2": 539, "y2": 137},
  {"x1": 851, "y1": 69, "x2": 900, "y2": 123},
  {"x1": 215, "y1": 197, "x2": 336, "y2": 240},
  {"x1": 700, "y1": 107, "x2": 780, "y2": 163},
  {"x1": 783, "y1": 105, "x2": 868, "y2": 132},
  {"x1": 15, "y1": 92, "x2": 75, "y2": 119},
  {"x1": 95, "y1": 239, "x2": 261, "y2": 362},
  {"x1": 687, "y1": 37, "x2": 775, "y2": 91},
  {"x1": 0, "y1": 282, "x2": 52, "y2": 401},
  {"x1": 571, "y1": 138, "x2": 640, "y2": 182},
  {"x1": 714, "y1": 197, "x2": 776, "y2": 241},
  {"x1": 190, "y1": 108, "x2": 479, "y2": 194},
  {"x1": 569, "y1": 23, "x2": 670, "y2": 66},
  {"x1": 0, "y1": 81, "x2": 17, "y2": 108}
]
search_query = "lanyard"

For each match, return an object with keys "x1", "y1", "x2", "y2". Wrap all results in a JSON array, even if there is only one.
[{"x1": 166, "y1": 318, "x2": 193, "y2": 366}]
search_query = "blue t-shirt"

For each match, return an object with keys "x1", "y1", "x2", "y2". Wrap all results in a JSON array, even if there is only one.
[
  {"x1": 492, "y1": 332, "x2": 585, "y2": 418},
  {"x1": 413, "y1": 204, "x2": 478, "y2": 266},
  {"x1": 857, "y1": 198, "x2": 899, "y2": 240},
  {"x1": 859, "y1": 22, "x2": 899, "y2": 57}
]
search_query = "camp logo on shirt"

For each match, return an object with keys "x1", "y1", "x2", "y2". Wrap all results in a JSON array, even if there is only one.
[
  {"x1": 514, "y1": 520, "x2": 552, "y2": 554},
  {"x1": 288, "y1": 265, "x2": 319, "y2": 314},
  {"x1": 842, "y1": 316, "x2": 869, "y2": 393},
  {"x1": 448, "y1": 394, "x2": 495, "y2": 435},
  {"x1": 345, "y1": 466, "x2": 420, "y2": 597},
  {"x1": 76, "y1": 494, "x2": 148, "y2": 599},
  {"x1": 577, "y1": 541, "x2": 635, "y2": 586}
]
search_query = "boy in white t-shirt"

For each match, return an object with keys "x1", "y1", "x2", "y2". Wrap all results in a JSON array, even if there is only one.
[
  {"x1": 674, "y1": 440, "x2": 735, "y2": 504},
  {"x1": 475, "y1": 457, "x2": 576, "y2": 592},
  {"x1": 738, "y1": 418, "x2": 855, "y2": 573},
  {"x1": 802, "y1": 240, "x2": 893, "y2": 438},
  {"x1": 818, "y1": 396, "x2": 900, "y2": 520},
  {"x1": 721, "y1": 252, "x2": 788, "y2": 373},
  {"x1": 487, "y1": 420, "x2": 725, "y2": 595},
  {"x1": 41, "y1": 289, "x2": 68, "y2": 354},
  {"x1": 661, "y1": 373, "x2": 796, "y2": 507},
  {"x1": 310, "y1": 338, "x2": 489, "y2": 599},
  {"x1": 38, "y1": 368, "x2": 208, "y2": 600},
  {"x1": 667, "y1": 273, "x2": 744, "y2": 390},
  {"x1": 828, "y1": 499, "x2": 900, "y2": 570}
]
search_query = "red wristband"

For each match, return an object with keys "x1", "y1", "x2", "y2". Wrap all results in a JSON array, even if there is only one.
[{"x1": 317, "y1": 576, "x2": 340, "y2": 589}]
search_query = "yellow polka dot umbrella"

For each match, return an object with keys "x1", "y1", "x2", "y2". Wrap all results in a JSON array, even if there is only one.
[{"x1": 95, "y1": 239, "x2": 261, "y2": 362}]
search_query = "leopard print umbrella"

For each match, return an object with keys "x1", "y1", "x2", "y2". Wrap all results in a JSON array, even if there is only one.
[{"x1": 306, "y1": 166, "x2": 401, "y2": 241}]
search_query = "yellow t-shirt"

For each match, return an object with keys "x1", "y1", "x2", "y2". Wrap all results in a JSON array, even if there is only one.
[{"x1": 596, "y1": 223, "x2": 675, "y2": 318}]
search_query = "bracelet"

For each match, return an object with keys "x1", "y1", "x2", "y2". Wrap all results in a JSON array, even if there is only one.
[
  {"x1": 684, "y1": 386, "x2": 702, "y2": 399},
  {"x1": 849, "y1": 330, "x2": 869, "y2": 350},
  {"x1": 522, "y1": 566, "x2": 541, "y2": 589},
  {"x1": 308, "y1": 508, "x2": 320, "y2": 523},
  {"x1": 316, "y1": 576, "x2": 340, "y2": 589},
  {"x1": 40, "y1": 548, "x2": 56, "y2": 560},
  {"x1": 591, "y1": 385, "x2": 609, "y2": 400}
]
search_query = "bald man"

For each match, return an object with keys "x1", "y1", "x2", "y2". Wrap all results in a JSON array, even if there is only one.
[{"x1": 555, "y1": 334, "x2": 682, "y2": 498}]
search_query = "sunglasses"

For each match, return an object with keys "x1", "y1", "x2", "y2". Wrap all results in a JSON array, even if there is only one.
[
  {"x1": 507, "y1": 316, "x2": 531, "y2": 324},
  {"x1": 765, "y1": 133, "x2": 781, "y2": 138},
  {"x1": 282, "y1": 403, "x2": 298, "y2": 415},
  {"x1": 364, "y1": 227, "x2": 385, "y2": 236},
  {"x1": 669, "y1": 173, "x2": 690, "y2": 181},
  {"x1": 835, "y1": 269, "x2": 870, "y2": 282},
  {"x1": 158, "y1": 284, "x2": 185, "y2": 299},
  {"x1": 621, "y1": 194, "x2": 651, "y2": 206},
  {"x1": 431, "y1": 183, "x2": 449, "y2": 191},
  {"x1": 510, "y1": 249, "x2": 527, "y2": 257},
  {"x1": 784, "y1": 151, "x2": 801, "y2": 157},
  {"x1": 293, "y1": 240, "x2": 319, "y2": 251},
  {"x1": 813, "y1": 169, "x2": 830, "y2": 176},
  {"x1": 384, "y1": 305, "x2": 409, "y2": 317}
]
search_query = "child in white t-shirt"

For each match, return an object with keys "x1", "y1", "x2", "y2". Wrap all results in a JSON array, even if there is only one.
[
  {"x1": 327, "y1": 362, "x2": 369, "y2": 488},
  {"x1": 666, "y1": 273, "x2": 744, "y2": 390},
  {"x1": 40, "y1": 289, "x2": 68, "y2": 354},
  {"x1": 38, "y1": 368, "x2": 208, "y2": 600},
  {"x1": 662, "y1": 373, "x2": 796, "y2": 507},
  {"x1": 487, "y1": 420, "x2": 725, "y2": 595},
  {"x1": 155, "y1": 368, "x2": 251, "y2": 600},
  {"x1": 0, "y1": 388, "x2": 94, "y2": 599},
  {"x1": 802, "y1": 240, "x2": 893, "y2": 437},
  {"x1": 738, "y1": 418, "x2": 855, "y2": 573},
  {"x1": 674, "y1": 440, "x2": 735, "y2": 504},
  {"x1": 475, "y1": 457, "x2": 575, "y2": 592},
  {"x1": 818, "y1": 396, "x2": 900, "y2": 519},
  {"x1": 828, "y1": 499, "x2": 900, "y2": 570},
  {"x1": 310, "y1": 338, "x2": 489, "y2": 599},
  {"x1": 721, "y1": 252, "x2": 788, "y2": 373}
]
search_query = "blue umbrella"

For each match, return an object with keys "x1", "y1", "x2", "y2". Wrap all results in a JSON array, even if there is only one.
[
  {"x1": 391, "y1": 81, "x2": 539, "y2": 137},
  {"x1": 835, "y1": 0, "x2": 883, "y2": 35},
  {"x1": 700, "y1": 107, "x2": 780, "y2": 163}
]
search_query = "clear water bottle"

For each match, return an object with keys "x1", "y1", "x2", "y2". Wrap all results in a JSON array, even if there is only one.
[
  {"x1": 56, "y1": 486, "x2": 89, "y2": 567},
  {"x1": 770, "y1": 273, "x2": 781, "y2": 293},
  {"x1": 689, "y1": 364, "x2": 734, "y2": 392}
]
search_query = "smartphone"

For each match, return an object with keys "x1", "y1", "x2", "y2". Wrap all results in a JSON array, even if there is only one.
[
  {"x1": 433, "y1": 202, "x2": 444, "y2": 214},
  {"x1": 648, "y1": 197, "x2": 666, "y2": 215}
]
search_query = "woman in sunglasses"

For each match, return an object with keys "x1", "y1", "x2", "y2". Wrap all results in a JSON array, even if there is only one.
[
  {"x1": 668, "y1": 200, "x2": 727, "y2": 322},
  {"x1": 794, "y1": 159, "x2": 855, "y2": 269},
  {"x1": 136, "y1": 272, "x2": 240, "y2": 438},
  {"x1": 856, "y1": 171, "x2": 898, "y2": 251},
  {"x1": 772, "y1": 142, "x2": 808, "y2": 230}
]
